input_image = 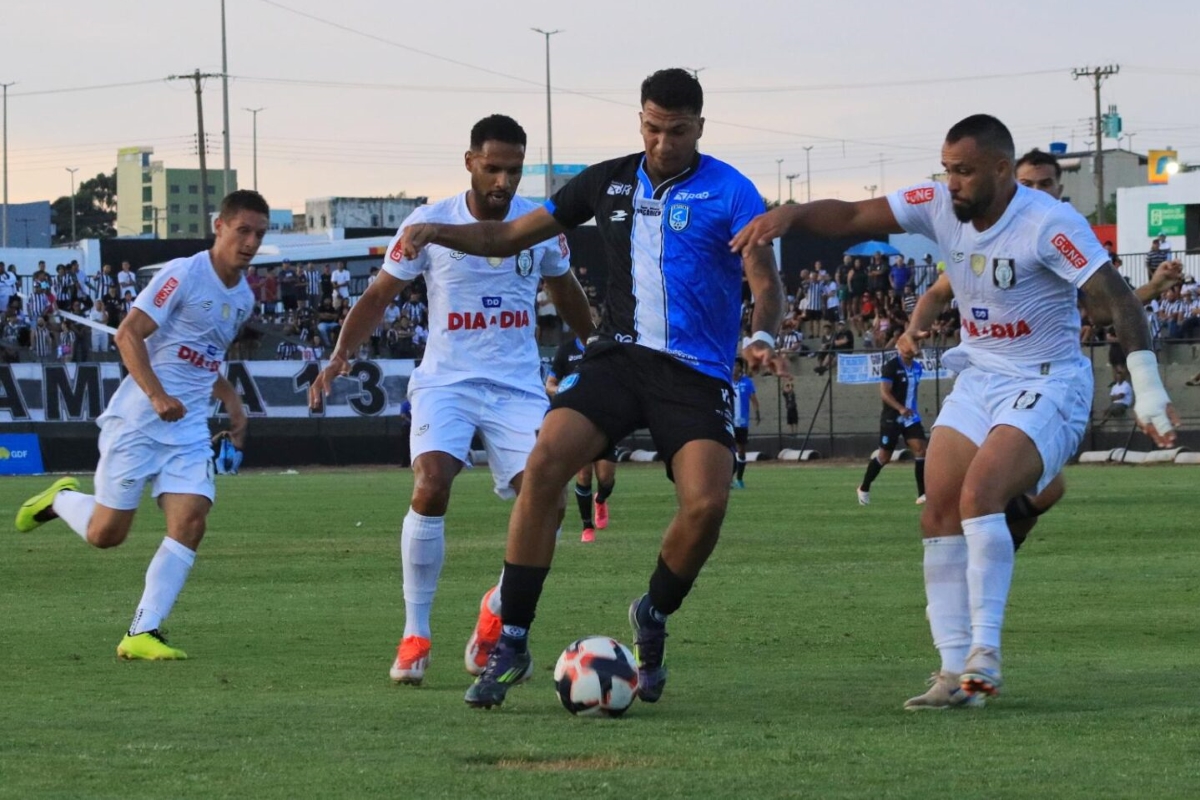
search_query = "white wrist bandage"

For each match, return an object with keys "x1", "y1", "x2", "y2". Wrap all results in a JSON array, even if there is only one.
[{"x1": 1126, "y1": 350, "x2": 1173, "y2": 435}]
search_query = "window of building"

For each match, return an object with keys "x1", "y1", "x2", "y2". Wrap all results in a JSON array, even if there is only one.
[
  {"x1": 142, "y1": 207, "x2": 153, "y2": 221},
  {"x1": 189, "y1": 223, "x2": 199, "y2": 233},
  {"x1": 188, "y1": 185, "x2": 198, "y2": 194},
  {"x1": 188, "y1": 204, "x2": 199, "y2": 214},
  {"x1": 370, "y1": 215, "x2": 379, "y2": 227},
  {"x1": 320, "y1": 215, "x2": 326, "y2": 229},
  {"x1": 169, "y1": 204, "x2": 180, "y2": 214},
  {"x1": 143, "y1": 224, "x2": 153, "y2": 234},
  {"x1": 142, "y1": 170, "x2": 152, "y2": 185},
  {"x1": 388, "y1": 215, "x2": 395, "y2": 224},
  {"x1": 142, "y1": 187, "x2": 152, "y2": 203},
  {"x1": 308, "y1": 216, "x2": 314, "y2": 228},
  {"x1": 206, "y1": 185, "x2": 216, "y2": 195},
  {"x1": 170, "y1": 223, "x2": 181, "y2": 234},
  {"x1": 170, "y1": 184, "x2": 180, "y2": 194}
]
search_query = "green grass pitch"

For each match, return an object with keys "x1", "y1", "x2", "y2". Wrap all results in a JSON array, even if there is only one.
[{"x1": 1, "y1": 463, "x2": 1196, "y2": 799}]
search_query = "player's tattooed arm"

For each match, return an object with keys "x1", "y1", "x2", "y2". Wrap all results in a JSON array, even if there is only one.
[
  {"x1": 743, "y1": 243, "x2": 785, "y2": 340},
  {"x1": 1082, "y1": 263, "x2": 1153, "y2": 355},
  {"x1": 731, "y1": 197, "x2": 903, "y2": 253},
  {"x1": 405, "y1": 208, "x2": 567, "y2": 260}
]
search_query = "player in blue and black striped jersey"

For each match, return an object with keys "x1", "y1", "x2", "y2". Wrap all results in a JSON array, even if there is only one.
[
  {"x1": 857, "y1": 338, "x2": 928, "y2": 506},
  {"x1": 731, "y1": 358, "x2": 759, "y2": 488},
  {"x1": 399, "y1": 68, "x2": 787, "y2": 710}
]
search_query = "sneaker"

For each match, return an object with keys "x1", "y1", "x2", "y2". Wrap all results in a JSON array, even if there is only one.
[
  {"x1": 628, "y1": 595, "x2": 668, "y2": 703},
  {"x1": 733, "y1": 479, "x2": 746, "y2": 490},
  {"x1": 903, "y1": 671, "x2": 985, "y2": 711},
  {"x1": 594, "y1": 501, "x2": 609, "y2": 530},
  {"x1": 464, "y1": 586, "x2": 501, "y2": 676},
  {"x1": 581, "y1": 527, "x2": 596, "y2": 543},
  {"x1": 915, "y1": 494, "x2": 927, "y2": 505},
  {"x1": 117, "y1": 629, "x2": 188, "y2": 661},
  {"x1": 961, "y1": 646, "x2": 1003, "y2": 697},
  {"x1": 857, "y1": 487, "x2": 870, "y2": 506},
  {"x1": 15, "y1": 477, "x2": 80, "y2": 533},
  {"x1": 390, "y1": 635, "x2": 431, "y2": 685},
  {"x1": 463, "y1": 640, "x2": 533, "y2": 709}
]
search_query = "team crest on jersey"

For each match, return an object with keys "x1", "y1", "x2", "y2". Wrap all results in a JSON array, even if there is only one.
[
  {"x1": 1013, "y1": 391, "x2": 1041, "y2": 410},
  {"x1": 558, "y1": 373, "x2": 580, "y2": 393},
  {"x1": 515, "y1": 250, "x2": 534, "y2": 277},
  {"x1": 993, "y1": 258, "x2": 1016, "y2": 289},
  {"x1": 668, "y1": 204, "x2": 690, "y2": 232},
  {"x1": 970, "y1": 254, "x2": 986, "y2": 276},
  {"x1": 221, "y1": 303, "x2": 231, "y2": 320}
]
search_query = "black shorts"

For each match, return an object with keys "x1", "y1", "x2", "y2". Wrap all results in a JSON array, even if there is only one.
[
  {"x1": 281, "y1": 293, "x2": 298, "y2": 312},
  {"x1": 879, "y1": 415, "x2": 925, "y2": 449},
  {"x1": 786, "y1": 407, "x2": 799, "y2": 425},
  {"x1": 734, "y1": 426, "x2": 749, "y2": 446},
  {"x1": 551, "y1": 341, "x2": 734, "y2": 475},
  {"x1": 823, "y1": 308, "x2": 840, "y2": 323}
]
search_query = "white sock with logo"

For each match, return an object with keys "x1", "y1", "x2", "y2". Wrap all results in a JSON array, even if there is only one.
[
  {"x1": 962, "y1": 513, "x2": 1015, "y2": 651},
  {"x1": 486, "y1": 574, "x2": 503, "y2": 616},
  {"x1": 401, "y1": 509, "x2": 445, "y2": 639},
  {"x1": 51, "y1": 490, "x2": 95, "y2": 541},
  {"x1": 922, "y1": 536, "x2": 971, "y2": 675},
  {"x1": 129, "y1": 537, "x2": 196, "y2": 635}
]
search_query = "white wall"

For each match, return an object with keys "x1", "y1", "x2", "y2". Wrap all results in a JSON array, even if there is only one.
[{"x1": 1116, "y1": 171, "x2": 1200, "y2": 254}]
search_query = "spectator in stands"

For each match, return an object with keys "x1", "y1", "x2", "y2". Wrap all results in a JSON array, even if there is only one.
[
  {"x1": 867, "y1": 253, "x2": 889, "y2": 297},
  {"x1": 901, "y1": 284, "x2": 918, "y2": 316},
  {"x1": 1097, "y1": 368, "x2": 1133, "y2": 425},
  {"x1": 1154, "y1": 286, "x2": 1185, "y2": 340},
  {"x1": 295, "y1": 298, "x2": 316, "y2": 342},
  {"x1": 92, "y1": 263, "x2": 117, "y2": 300},
  {"x1": 412, "y1": 317, "x2": 429, "y2": 355},
  {"x1": 88, "y1": 297, "x2": 109, "y2": 356},
  {"x1": 279, "y1": 260, "x2": 300, "y2": 316},
  {"x1": 821, "y1": 270, "x2": 840, "y2": 325},
  {"x1": 31, "y1": 315, "x2": 54, "y2": 362},
  {"x1": 0, "y1": 306, "x2": 20, "y2": 363},
  {"x1": 778, "y1": 318, "x2": 805, "y2": 356},
  {"x1": 847, "y1": 257, "x2": 868, "y2": 318},
  {"x1": 316, "y1": 296, "x2": 340, "y2": 346},
  {"x1": 1179, "y1": 282, "x2": 1200, "y2": 340},
  {"x1": 815, "y1": 321, "x2": 854, "y2": 375},
  {"x1": 332, "y1": 261, "x2": 352, "y2": 302},
  {"x1": 535, "y1": 280, "x2": 560, "y2": 344},
  {"x1": 276, "y1": 327, "x2": 302, "y2": 360},
  {"x1": 57, "y1": 320, "x2": 77, "y2": 363},
  {"x1": 0, "y1": 262, "x2": 14, "y2": 311},
  {"x1": 301, "y1": 262, "x2": 321, "y2": 307},
  {"x1": 401, "y1": 288, "x2": 426, "y2": 327},
  {"x1": 261, "y1": 266, "x2": 280, "y2": 320},
  {"x1": 320, "y1": 264, "x2": 334, "y2": 304},
  {"x1": 389, "y1": 313, "x2": 415, "y2": 357},
  {"x1": 1145, "y1": 236, "x2": 1169, "y2": 282},
  {"x1": 301, "y1": 334, "x2": 323, "y2": 362},
  {"x1": 889, "y1": 255, "x2": 911, "y2": 301},
  {"x1": 117, "y1": 261, "x2": 137, "y2": 297}
]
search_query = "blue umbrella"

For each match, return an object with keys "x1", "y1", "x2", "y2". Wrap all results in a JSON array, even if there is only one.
[{"x1": 844, "y1": 240, "x2": 901, "y2": 257}]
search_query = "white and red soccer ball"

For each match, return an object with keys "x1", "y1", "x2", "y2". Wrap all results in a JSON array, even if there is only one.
[{"x1": 553, "y1": 636, "x2": 639, "y2": 717}]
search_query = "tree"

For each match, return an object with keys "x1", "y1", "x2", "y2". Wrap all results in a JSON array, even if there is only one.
[{"x1": 50, "y1": 170, "x2": 117, "y2": 242}]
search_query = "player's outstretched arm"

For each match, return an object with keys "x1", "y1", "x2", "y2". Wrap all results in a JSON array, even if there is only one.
[
  {"x1": 741, "y1": 243, "x2": 787, "y2": 376},
  {"x1": 1082, "y1": 263, "x2": 1179, "y2": 446},
  {"x1": 899, "y1": 273, "x2": 953, "y2": 353},
  {"x1": 212, "y1": 374, "x2": 247, "y2": 449},
  {"x1": 399, "y1": 207, "x2": 565, "y2": 262},
  {"x1": 1088, "y1": 260, "x2": 1183, "y2": 325},
  {"x1": 114, "y1": 308, "x2": 185, "y2": 422},
  {"x1": 544, "y1": 270, "x2": 593, "y2": 343},
  {"x1": 730, "y1": 197, "x2": 902, "y2": 254},
  {"x1": 310, "y1": 270, "x2": 409, "y2": 408}
]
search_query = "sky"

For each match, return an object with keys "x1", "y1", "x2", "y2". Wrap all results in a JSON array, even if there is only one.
[{"x1": 4, "y1": 0, "x2": 1199, "y2": 215}]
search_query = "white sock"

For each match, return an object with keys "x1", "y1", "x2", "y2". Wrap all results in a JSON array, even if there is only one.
[
  {"x1": 486, "y1": 574, "x2": 503, "y2": 616},
  {"x1": 129, "y1": 537, "x2": 196, "y2": 635},
  {"x1": 923, "y1": 536, "x2": 970, "y2": 674},
  {"x1": 401, "y1": 508, "x2": 445, "y2": 639},
  {"x1": 51, "y1": 490, "x2": 95, "y2": 541},
  {"x1": 962, "y1": 513, "x2": 1015, "y2": 651}
]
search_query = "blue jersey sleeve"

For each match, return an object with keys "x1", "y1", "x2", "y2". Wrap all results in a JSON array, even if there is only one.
[{"x1": 728, "y1": 173, "x2": 767, "y2": 238}]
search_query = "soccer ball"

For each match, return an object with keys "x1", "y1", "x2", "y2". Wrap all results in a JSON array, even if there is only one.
[{"x1": 553, "y1": 636, "x2": 639, "y2": 717}]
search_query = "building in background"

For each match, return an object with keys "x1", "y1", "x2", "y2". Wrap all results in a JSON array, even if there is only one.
[
  {"x1": 115, "y1": 146, "x2": 238, "y2": 239},
  {"x1": 1116, "y1": 170, "x2": 1200, "y2": 256},
  {"x1": 1056, "y1": 148, "x2": 1148, "y2": 221},
  {"x1": 304, "y1": 196, "x2": 426, "y2": 233},
  {"x1": 269, "y1": 209, "x2": 294, "y2": 232},
  {"x1": 1, "y1": 201, "x2": 53, "y2": 248}
]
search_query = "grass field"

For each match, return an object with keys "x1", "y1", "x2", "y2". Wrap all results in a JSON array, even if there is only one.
[{"x1": 1, "y1": 463, "x2": 1197, "y2": 799}]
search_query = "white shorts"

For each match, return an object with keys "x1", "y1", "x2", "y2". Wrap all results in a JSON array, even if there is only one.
[
  {"x1": 409, "y1": 382, "x2": 548, "y2": 499},
  {"x1": 94, "y1": 418, "x2": 215, "y2": 510},
  {"x1": 932, "y1": 365, "x2": 1092, "y2": 494}
]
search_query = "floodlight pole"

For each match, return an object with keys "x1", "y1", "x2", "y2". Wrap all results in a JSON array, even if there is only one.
[{"x1": 532, "y1": 28, "x2": 562, "y2": 200}]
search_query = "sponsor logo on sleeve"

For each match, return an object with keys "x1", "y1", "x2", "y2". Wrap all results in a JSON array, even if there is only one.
[
  {"x1": 1051, "y1": 233, "x2": 1088, "y2": 269},
  {"x1": 557, "y1": 233, "x2": 569, "y2": 258},
  {"x1": 606, "y1": 182, "x2": 632, "y2": 196},
  {"x1": 153, "y1": 277, "x2": 179, "y2": 308},
  {"x1": 388, "y1": 239, "x2": 405, "y2": 263},
  {"x1": 904, "y1": 186, "x2": 935, "y2": 205}
]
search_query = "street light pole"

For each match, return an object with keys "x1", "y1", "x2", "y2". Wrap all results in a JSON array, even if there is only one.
[
  {"x1": 532, "y1": 28, "x2": 562, "y2": 201},
  {"x1": 65, "y1": 167, "x2": 78, "y2": 243},
  {"x1": 220, "y1": 0, "x2": 231, "y2": 197},
  {"x1": 1, "y1": 81, "x2": 14, "y2": 248},
  {"x1": 785, "y1": 173, "x2": 799, "y2": 203},
  {"x1": 775, "y1": 158, "x2": 784, "y2": 206},
  {"x1": 803, "y1": 145, "x2": 813, "y2": 202},
  {"x1": 244, "y1": 107, "x2": 264, "y2": 191}
]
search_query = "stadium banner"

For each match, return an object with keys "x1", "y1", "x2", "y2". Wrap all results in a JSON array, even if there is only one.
[
  {"x1": 0, "y1": 433, "x2": 45, "y2": 474},
  {"x1": 836, "y1": 352, "x2": 952, "y2": 385},
  {"x1": 0, "y1": 360, "x2": 415, "y2": 422}
]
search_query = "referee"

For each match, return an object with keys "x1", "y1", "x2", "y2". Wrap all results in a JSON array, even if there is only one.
[{"x1": 857, "y1": 338, "x2": 927, "y2": 506}]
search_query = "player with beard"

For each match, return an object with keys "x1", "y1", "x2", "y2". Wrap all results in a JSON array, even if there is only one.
[
  {"x1": 733, "y1": 114, "x2": 1176, "y2": 710},
  {"x1": 310, "y1": 115, "x2": 591, "y2": 686}
]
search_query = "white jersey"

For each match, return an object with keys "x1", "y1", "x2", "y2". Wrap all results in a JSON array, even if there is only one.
[
  {"x1": 888, "y1": 182, "x2": 1108, "y2": 377},
  {"x1": 99, "y1": 251, "x2": 255, "y2": 445},
  {"x1": 382, "y1": 193, "x2": 571, "y2": 395}
]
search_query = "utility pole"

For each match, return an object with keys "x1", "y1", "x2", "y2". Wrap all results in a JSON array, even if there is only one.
[
  {"x1": 785, "y1": 173, "x2": 800, "y2": 203},
  {"x1": 1072, "y1": 64, "x2": 1119, "y2": 224},
  {"x1": 220, "y1": 0, "x2": 231, "y2": 197},
  {"x1": 803, "y1": 145, "x2": 813, "y2": 202},
  {"x1": 244, "y1": 107, "x2": 264, "y2": 191},
  {"x1": 65, "y1": 167, "x2": 78, "y2": 243},
  {"x1": 1, "y1": 81, "x2": 14, "y2": 248},
  {"x1": 683, "y1": 66, "x2": 706, "y2": 79},
  {"x1": 864, "y1": 185, "x2": 878, "y2": 199},
  {"x1": 870, "y1": 153, "x2": 890, "y2": 194},
  {"x1": 775, "y1": 158, "x2": 784, "y2": 206},
  {"x1": 169, "y1": 69, "x2": 221, "y2": 234},
  {"x1": 532, "y1": 28, "x2": 562, "y2": 201}
]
